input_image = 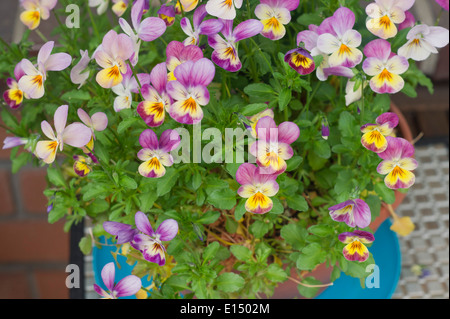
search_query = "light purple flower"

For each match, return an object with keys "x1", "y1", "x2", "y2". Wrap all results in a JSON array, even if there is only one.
[
  {"x1": 77, "y1": 108, "x2": 108, "y2": 154},
  {"x1": 137, "y1": 63, "x2": 171, "y2": 127},
  {"x1": 19, "y1": 0, "x2": 57, "y2": 30},
  {"x1": 363, "y1": 39, "x2": 409, "y2": 94},
  {"x1": 119, "y1": 0, "x2": 166, "y2": 65},
  {"x1": 131, "y1": 211, "x2": 179, "y2": 266},
  {"x1": 329, "y1": 199, "x2": 372, "y2": 229},
  {"x1": 104, "y1": 221, "x2": 139, "y2": 244},
  {"x1": 2, "y1": 136, "x2": 28, "y2": 150},
  {"x1": 398, "y1": 24, "x2": 449, "y2": 61},
  {"x1": 18, "y1": 41, "x2": 72, "y2": 99},
  {"x1": 94, "y1": 262, "x2": 142, "y2": 299},
  {"x1": 166, "y1": 40, "x2": 204, "y2": 81},
  {"x1": 316, "y1": 7, "x2": 363, "y2": 68},
  {"x1": 321, "y1": 118, "x2": 330, "y2": 140},
  {"x1": 436, "y1": 0, "x2": 449, "y2": 10},
  {"x1": 255, "y1": 0, "x2": 299, "y2": 41},
  {"x1": 138, "y1": 129, "x2": 181, "y2": 178},
  {"x1": 208, "y1": 19, "x2": 263, "y2": 72},
  {"x1": 249, "y1": 116, "x2": 300, "y2": 175},
  {"x1": 94, "y1": 30, "x2": 134, "y2": 88},
  {"x1": 70, "y1": 50, "x2": 91, "y2": 89},
  {"x1": 180, "y1": 4, "x2": 224, "y2": 46},
  {"x1": 166, "y1": 58, "x2": 215, "y2": 125},
  {"x1": 205, "y1": 0, "x2": 243, "y2": 20},
  {"x1": 35, "y1": 105, "x2": 92, "y2": 164}
]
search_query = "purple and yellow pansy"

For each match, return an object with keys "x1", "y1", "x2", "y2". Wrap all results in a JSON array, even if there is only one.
[
  {"x1": 236, "y1": 163, "x2": 279, "y2": 214},
  {"x1": 377, "y1": 136, "x2": 418, "y2": 189},
  {"x1": 255, "y1": 0, "x2": 299, "y2": 41},
  {"x1": 361, "y1": 112, "x2": 399, "y2": 153},
  {"x1": 338, "y1": 230, "x2": 375, "y2": 262},
  {"x1": 328, "y1": 198, "x2": 372, "y2": 229}
]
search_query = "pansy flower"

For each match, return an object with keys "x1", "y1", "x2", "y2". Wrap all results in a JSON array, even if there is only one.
[
  {"x1": 2, "y1": 137, "x2": 29, "y2": 150},
  {"x1": 103, "y1": 221, "x2": 139, "y2": 244},
  {"x1": 89, "y1": 0, "x2": 109, "y2": 15},
  {"x1": 338, "y1": 230, "x2": 375, "y2": 262},
  {"x1": 18, "y1": 41, "x2": 72, "y2": 99},
  {"x1": 321, "y1": 118, "x2": 330, "y2": 140},
  {"x1": 206, "y1": 0, "x2": 243, "y2": 20},
  {"x1": 3, "y1": 61, "x2": 26, "y2": 109},
  {"x1": 208, "y1": 19, "x2": 264, "y2": 72},
  {"x1": 70, "y1": 50, "x2": 91, "y2": 89},
  {"x1": 362, "y1": 39, "x2": 409, "y2": 94},
  {"x1": 180, "y1": 4, "x2": 224, "y2": 46},
  {"x1": 19, "y1": 0, "x2": 57, "y2": 30},
  {"x1": 119, "y1": 0, "x2": 167, "y2": 65},
  {"x1": 175, "y1": 0, "x2": 200, "y2": 13},
  {"x1": 73, "y1": 155, "x2": 93, "y2": 177},
  {"x1": 361, "y1": 112, "x2": 399, "y2": 153},
  {"x1": 166, "y1": 41, "x2": 204, "y2": 81},
  {"x1": 284, "y1": 48, "x2": 316, "y2": 75},
  {"x1": 36, "y1": 105, "x2": 92, "y2": 164},
  {"x1": 328, "y1": 199, "x2": 372, "y2": 229},
  {"x1": 316, "y1": 7, "x2": 363, "y2": 68},
  {"x1": 94, "y1": 30, "x2": 134, "y2": 89},
  {"x1": 131, "y1": 211, "x2": 179, "y2": 266},
  {"x1": 250, "y1": 116, "x2": 300, "y2": 175},
  {"x1": 138, "y1": 129, "x2": 181, "y2": 178},
  {"x1": 77, "y1": 108, "x2": 108, "y2": 154},
  {"x1": 112, "y1": 0, "x2": 129, "y2": 16},
  {"x1": 436, "y1": 0, "x2": 449, "y2": 11},
  {"x1": 398, "y1": 24, "x2": 449, "y2": 61},
  {"x1": 236, "y1": 163, "x2": 279, "y2": 214},
  {"x1": 245, "y1": 108, "x2": 274, "y2": 138},
  {"x1": 366, "y1": 0, "x2": 415, "y2": 39},
  {"x1": 158, "y1": 4, "x2": 176, "y2": 27},
  {"x1": 94, "y1": 262, "x2": 142, "y2": 299},
  {"x1": 166, "y1": 58, "x2": 215, "y2": 125},
  {"x1": 111, "y1": 65, "x2": 150, "y2": 112},
  {"x1": 255, "y1": 0, "x2": 299, "y2": 41},
  {"x1": 377, "y1": 136, "x2": 418, "y2": 189},
  {"x1": 137, "y1": 63, "x2": 171, "y2": 127}
]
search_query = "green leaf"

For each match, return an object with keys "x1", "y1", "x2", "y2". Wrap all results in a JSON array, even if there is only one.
[
  {"x1": 250, "y1": 220, "x2": 271, "y2": 238},
  {"x1": 330, "y1": 266, "x2": 341, "y2": 282},
  {"x1": 374, "y1": 182, "x2": 396, "y2": 204},
  {"x1": 197, "y1": 210, "x2": 221, "y2": 224},
  {"x1": 278, "y1": 88, "x2": 292, "y2": 111},
  {"x1": 241, "y1": 103, "x2": 271, "y2": 116},
  {"x1": 79, "y1": 236, "x2": 92, "y2": 255},
  {"x1": 234, "y1": 199, "x2": 247, "y2": 220},
  {"x1": 230, "y1": 245, "x2": 253, "y2": 262},
  {"x1": 11, "y1": 152, "x2": 30, "y2": 174},
  {"x1": 401, "y1": 83, "x2": 417, "y2": 98},
  {"x1": 120, "y1": 175, "x2": 138, "y2": 190},
  {"x1": 365, "y1": 194, "x2": 381, "y2": 221},
  {"x1": 117, "y1": 117, "x2": 141, "y2": 135},
  {"x1": 207, "y1": 189, "x2": 236, "y2": 210},
  {"x1": 61, "y1": 90, "x2": 91, "y2": 101},
  {"x1": 47, "y1": 166, "x2": 66, "y2": 188},
  {"x1": 338, "y1": 111, "x2": 357, "y2": 137},
  {"x1": 286, "y1": 195, "x2": 308, "y2": 212},
  {"x1": 265, "y1": 264, "x2": 288, "y2": 283},
  {"x1": 280, "y1": 223, "x2": 307, "y2": 250},
  {"x1": 138, "y1": 192, "x2": 158, "y2": 212},
  {"x1": 244, "y1": 83, "x2": 276, "y2": 100},
  {"x1": 156, "y1": 168, "x2": 179, "y2": 196},
  {"x1": 308, "y1": 225, "x2": 334, "y2": 237},
  {"x1": 297, "y1": 12, "x2": 324, "y2": 26},
  {"x1": 87, "y1": 198, "x2": 109, "y2": 214},
  {"x1": 286, "y1": 156, "x2": 303, "y2": 171},
  {"x1": 313, "y1": 140, "x2": 331, "y2": 159},
  {"x1": 203, "y1": 241, "x2": 220, "y2": 262},
  {"x1": 216, "y1": 273, "x2": 245, "y2": 293},
  {"x1": 192, "y1": 170, "x2": 202, "y2": 190},
  {"x1": 48, "y1": 206, "x2": 66, "y2": 224},
  {"x1": 296, "y1": 243, "x2": 327, "y2": 271},
  {"x1": 270, "y1": 197, "x2": 284, "y2": 215},
  {"x1": 297, "y1": 276, "x2": 322, "y2": 298}
]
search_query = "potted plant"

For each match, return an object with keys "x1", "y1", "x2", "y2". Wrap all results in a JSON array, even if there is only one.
[{"x1": 1, "y1": 0, "x2": 448, "y2": 299}]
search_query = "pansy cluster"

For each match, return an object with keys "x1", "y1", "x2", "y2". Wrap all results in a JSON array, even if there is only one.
[{"x1": 1, "y1": 0, "x2": 449, "y2": 299}]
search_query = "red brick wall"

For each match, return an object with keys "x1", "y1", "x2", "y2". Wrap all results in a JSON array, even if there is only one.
[{"x1": 0, "y1": 119, "x2": 70, "y2": 299}]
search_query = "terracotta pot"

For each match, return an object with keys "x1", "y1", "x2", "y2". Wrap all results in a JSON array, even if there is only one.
[{"x1": 271, "y1": 102, "x2": 413, "y2": 299}]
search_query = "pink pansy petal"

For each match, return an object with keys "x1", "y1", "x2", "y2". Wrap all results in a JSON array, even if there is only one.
[
  {"x1": 135, "y1": 211, "x2": 155, "y2": 237},
  {"x1": 172, "y1": 61, "x2": 193, "y2": 87},
  {"x1": 166, "y1": 80, "x2": 189, "y2": 101},
  {"x1": 236, "y1": 162, "x2": 257, "y2": 185},
  {"x1": 255, "y1": 116, "x2": 278, "y2": 143},
  {"x1": 158, "y1": 129, "x2": 181, "y2": 153},
  {"x1": 37, "y1": 41, "x2": 54, "y2": 67},
  {"x1": 41, "y1": 120, "x2": 56, "y2": 140},
  {"x1": 436, "y1": 0, "x2": 449, "y2": 10},
  {"x1": 297, "y1": 30, "x2": 319, "y2": 51},
  {"x1": 278, "y1": 121, "x2": 300, "y2": 145},
  {"x1": 376, "y1": 112, "x2": 399, "y2": 128},
  {"x1": 132, "y1": 0, "x2": 144, "y2": 29},
  {"x1": 114, "y1": 275, "x2": 142, "y2": 297},
  {"x1": 17, "y1": 74, "x2": 45, "y2": 99},
  {"x1": 378, "y1": 136, "x2": 415, "y2": 160},
  {"x1": 386, "y1": 55, "x2": 409, "y2": 75},
  {"x1": 44, "y1": 53, "x2": 72, "y2": 72},
  {"x1": 113, "y1": 34, "x2": 135, "y2": 60},
  {"x1": 364, "y1": 39, "x2": 391, "y2": 60},
  {"x1": 62, "y1": 123, "x2": 92, "y2": 148},
  {"x1": 138, "y1": 17, "x2": 167, "y2": 42},
  {"x1": 398, "y1": 10, "x2": 415, "y2": 31},
  {"x1": 338, "y1": 230, "x2": 375, "y2": 244},
  {"x1": 91, "y1": 112, "x2": 108, "y2": 131},
  {"x1": 137, "y1": 148, "x2": 154, "y2": 161},
  {"x1": 352, "y1": 199, "x2": 372, "y2": 229},
  {"x1": 101, "y1": 262, "x2": 116, "y2": 292},
  {"x1": 425, "y1": 26, "x2": 450, "y2": 48},
  {"x1": 70, "y1": 50, "x2": 91, "y2": 88},
  {"x1": 238, "y1": 184, "x2": 257, "y2": 198},
  {"x1": 331, "y1": 7, "x2": 356, "y2": 38},
  {"x1": 369, "y1": 71, "x2": 405, "y2": 94},
  {"x1": 93, "y1": 284, "x2": 110, "y2": 298},
  {"x1": 77, "y1": 108, "x2": 92, "y2": 127},
  {"x1": 190, "y1": 85, "x2": 210, "y2": 106},
  {"x1": 139, "y1": 129, "x2": 159, "y2": 150},
  {"x1": 54, "y1": 105, "x2": 69, "y2": 136},
  {"x1": 233, "y1": 19, "x2": 264, "y2": 42},
  {"x1": 156, "y1": 219, "x2": 179, "y2": 241},
  {"x1": 395, "y1": 0, "x2": 415, "y2": 11},
  {"x1": 362, "y1": 57, "x2": 385, "y2": 76},
  {"x1": 199, "y1": 19, "x2": 224, "y2": 35},
  {"x1": 14, "y1": 61, "x2": 26, "y2": 81},
  {"x1": 190, "y1": 58, "x2": 216, "y2": 87},
  {"x1": 169, "y1": 99, "x2": 204, "y2": 125}
]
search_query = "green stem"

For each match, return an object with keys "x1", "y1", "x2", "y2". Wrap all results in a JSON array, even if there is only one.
[
  {"x1": 35, "y1": 29, "x2": 49, "y2": 43},
  {"x1": 303, "y1": 81, "x2": 321, "y2": 114},
  {"x1": 127, "y1": 61, "x2": 143, "y2": 98},
  {"x1": 87, "y1": 3, "x2": 100, "y2": 39}
]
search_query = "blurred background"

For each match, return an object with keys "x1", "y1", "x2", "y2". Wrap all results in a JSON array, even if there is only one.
[{"x1": 0, "y1": 0, "x2": 448, "y2": 299}]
